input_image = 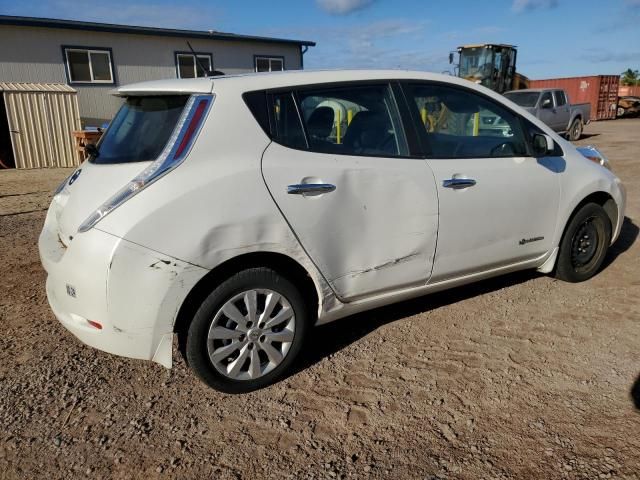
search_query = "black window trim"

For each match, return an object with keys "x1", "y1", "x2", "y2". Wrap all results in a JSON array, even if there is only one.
[
  {"x1": 174, "y1": 51, "x2": 213, "y2": 79},
  {"x1": 61, "y1": 45, "x2": 116, "y2": 86},
  {"x1": 254, "y1": 55, "x2": 285, "y2": 72},
  {"x1": 290, "y1": 90, "x2": 310, "y2": 149},
  {"x1": 398, "y1": 80, "x2": 564, "y2": 160},
  {"x1": 259, "y1": 80, "x2": 424, "y2": 160}
]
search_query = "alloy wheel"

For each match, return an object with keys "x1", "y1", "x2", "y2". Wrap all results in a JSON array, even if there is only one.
[{"x1": 207, "y1": 289, "x2": 295, "y2": 381}]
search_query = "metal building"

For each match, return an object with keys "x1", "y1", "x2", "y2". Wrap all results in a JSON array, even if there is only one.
[
  {"x1": 1, "y1": 82, "x2": 81, "y2": 169},
  {"x1": 0, "y1": 15, "x2": 315, "y2": 126}
]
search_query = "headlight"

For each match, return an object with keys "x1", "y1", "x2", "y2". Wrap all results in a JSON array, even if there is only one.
[
  {"x1": 576, "y1": 145, "x2": 611, "y2": 171},
  {"x1": 77, "y1": 94, "x2": 214, "y2": 233}
]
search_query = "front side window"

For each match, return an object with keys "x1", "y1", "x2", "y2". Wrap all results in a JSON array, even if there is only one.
[
  {"x1": 64, "y1": 48, "x2": 114, "y2": 84},
  {"x1": 296, "y1": 84, "x2": 409, "y2": 157},
  {"x1": 406, "y1": 83, "x2": 528, "y2": 158},
  {"x1": 540, "y1": 91, "x2": 553, "y2": 108},
  {"x1": 92, "y1": 95, "x2": 189, "y2": 164},
  {"x1": 255, "y1": 57, "x2": 284, "y2": 72},
  {"x1": 176, "y1": 53, "x2": 212, "y2": 78}
]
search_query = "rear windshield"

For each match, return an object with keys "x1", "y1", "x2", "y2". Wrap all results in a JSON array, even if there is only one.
[
  {"x1": 503, "y1": 91, "x2": 540, "y2": 108},
  {"x1": 91, "y1": 95, "x2": 189, "y2": 164}
]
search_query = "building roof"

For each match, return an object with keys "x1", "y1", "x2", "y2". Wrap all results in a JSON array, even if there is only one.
[
  {"x1": 0, "y1": 15, "x2": 316, "y2": 47},
  {"x1": 0, "y1": 82, "x2": 76, "y2": 93}
]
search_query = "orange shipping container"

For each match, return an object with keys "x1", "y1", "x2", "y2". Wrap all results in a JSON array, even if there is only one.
[
  {"x1": 528, "y1": 75, "x2": 619, "y2": 121},
  {"x1": 619, "y1": 85, "x2": 640, "y2": 97}
]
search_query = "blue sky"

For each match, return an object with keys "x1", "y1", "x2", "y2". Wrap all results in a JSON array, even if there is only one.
[{"x1": 1, "y1": 0, "x2": 638, "y2": 78}]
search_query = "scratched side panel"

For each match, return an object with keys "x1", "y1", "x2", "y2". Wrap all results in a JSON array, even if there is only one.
[{"x1": 262, "y1": 142, "x2": 439, "y2": 302}]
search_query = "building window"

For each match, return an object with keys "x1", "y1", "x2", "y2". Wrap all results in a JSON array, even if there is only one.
[
  {"x1": 64, "y1": 47, "x2": 114, "y2": 84},
  {"x1": 255, "y1": 56, "x2": 284, "y2": 72},
  {"x1": 175, "y1": 53, "x2": 212, "y2": 78}
]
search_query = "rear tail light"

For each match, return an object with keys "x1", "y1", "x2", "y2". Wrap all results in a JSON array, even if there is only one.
[{"x1": 78, "y1": 94, "x2": 214, "y2": 233}]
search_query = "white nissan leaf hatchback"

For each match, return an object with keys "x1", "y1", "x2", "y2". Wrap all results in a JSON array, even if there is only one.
[{"x1": 39, "y1": 71, "x2": 626, "y2": 393}]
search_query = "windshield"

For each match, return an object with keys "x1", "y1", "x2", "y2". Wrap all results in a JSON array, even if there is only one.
[
  {"x1": 91, "y1": 95, "x2": 189, "y2": 164},
  {"x1": 504, "y1": 91, "x2": 540, "y2": 108},
  {"x1": 459, "y1": 47, "x2": 494, "y2": 81}
]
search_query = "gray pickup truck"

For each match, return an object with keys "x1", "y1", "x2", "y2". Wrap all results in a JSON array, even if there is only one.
[{"x1": 503, "y1": 88, "x2": 591, "y2": 141}]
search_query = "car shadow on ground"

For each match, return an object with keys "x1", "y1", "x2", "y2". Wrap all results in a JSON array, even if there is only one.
[
  {"x1": 289, "y1": 217, "x2": 638, "y2": 380},
  {"x1": 602, "y1": 216, "x2": 638, "y2": 270},
  {"x1": 290, "y1": 269, "x2": 540, "y2": 378},
  {"x1": 578, "y1": 133, "x2": 600, "y2": 141},
  {"x1": 631, "y1": 375, "x2": 640, "y2": 410}
]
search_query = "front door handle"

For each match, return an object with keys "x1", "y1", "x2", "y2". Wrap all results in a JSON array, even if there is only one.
[
  {"x1": 287, "y1": 183, "x2": 336, "y2": 195},
  {"x1": 443, "y1": 178, "x2": 476, "y2": 189}
]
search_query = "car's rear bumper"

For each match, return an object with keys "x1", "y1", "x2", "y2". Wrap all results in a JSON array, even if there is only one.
[{"x1": 39, "y1": 205, "x2": 208, "y2": 368}]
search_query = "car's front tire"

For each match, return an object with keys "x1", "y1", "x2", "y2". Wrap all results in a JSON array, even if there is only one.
[
  {"x1": 555, "y1": 203, "x2": 611, "y2": 283},
  {"x1": 185, "y1": 267, "x2": 309, "y2": 393}
]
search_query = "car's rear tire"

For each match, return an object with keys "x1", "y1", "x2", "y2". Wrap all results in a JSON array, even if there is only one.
[
  {"x1": 568, "y1": 118, "x2": 583, "y2": 141},
  {"x1": 555, "y1": 203, "x2": 611, "y2": 283},
  {"x1": 185, "y1": 267, "x2": 309, "y2": 393}
]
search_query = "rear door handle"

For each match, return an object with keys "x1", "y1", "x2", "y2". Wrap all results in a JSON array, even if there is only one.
[
  {"x1": 443, "y1": 178, "x2": 476, "y2": 189},
  {"x1": 287, "y1": 183, "x2": 336, "y2": 195}
]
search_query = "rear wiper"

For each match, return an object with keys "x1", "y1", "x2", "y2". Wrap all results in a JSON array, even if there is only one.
[{"x1": 85, "y1": 143, "x2": 99, "y2": 158}]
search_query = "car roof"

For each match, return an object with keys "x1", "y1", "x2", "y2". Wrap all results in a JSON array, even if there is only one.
[{"x1": 114, "y1": 69, "x2": 488, "y2": 96}]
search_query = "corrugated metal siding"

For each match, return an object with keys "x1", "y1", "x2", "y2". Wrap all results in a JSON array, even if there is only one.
[
  {"x1": 528, "y1": 76, "x2": 619, "y2": 121},
  {"x1": 2, "y1": 82, "x2": 81, "y2": 168},
  {"x1": 619, "y1": 85, "x2": 640, "y2": 97}
]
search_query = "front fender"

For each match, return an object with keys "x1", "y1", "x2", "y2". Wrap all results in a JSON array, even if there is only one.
[{"x1": 554, "y1": 168, "x2": 626, "y2": 247}]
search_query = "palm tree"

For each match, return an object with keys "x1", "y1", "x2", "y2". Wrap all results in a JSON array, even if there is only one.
[{"x1": 621, "y1": 68, "x2": 640, "y2": 86}]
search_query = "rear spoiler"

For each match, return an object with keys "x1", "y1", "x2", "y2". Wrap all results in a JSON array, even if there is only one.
[{"x1": 111, "y1": 78, "x2": 214, "y2": 97}]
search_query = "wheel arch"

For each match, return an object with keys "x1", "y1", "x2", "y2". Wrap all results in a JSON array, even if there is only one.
[
  {"x1": 173, "y1": 251, "x2": 320, "y2": 348},
  {"x1": 561, "y1": 191, "x2": 617, "y2": 244}
]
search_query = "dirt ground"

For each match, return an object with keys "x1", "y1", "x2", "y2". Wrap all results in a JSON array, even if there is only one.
[{"x1": 0, "y1": 119, "x2": 639, "y2": 480}]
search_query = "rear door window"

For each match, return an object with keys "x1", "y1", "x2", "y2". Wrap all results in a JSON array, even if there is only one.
[
  {"x1": 271, "y1": 92, "x2": 307, "y2": 150},
  {"x1": 554, "y1": 90, "x2": 567, "y2": 106},
  {"x1": 92, "y1": 95, "x2": 189, "y2": 164},
  {"x1": 296, "y1": 84, "x2": 409, "y2": 157}
]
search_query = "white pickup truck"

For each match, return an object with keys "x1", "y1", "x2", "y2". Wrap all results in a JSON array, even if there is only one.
[{"x1": 504, "y1": 88, "x2": 591, "y2": 141}]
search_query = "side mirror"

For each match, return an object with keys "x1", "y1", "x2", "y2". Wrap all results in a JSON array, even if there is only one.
[
  {"x1": 449, "y1": 52, "x2": 454, "y2": 64},
  {"x1": 532, "y1": 133, "x2": 554, "y2": 157},
  {"x1": 84, "y1": 143, "x2": 99, "y2": 158},
  {"x1": 541, "y1": 98, "x2": 552, "y2": 109}
]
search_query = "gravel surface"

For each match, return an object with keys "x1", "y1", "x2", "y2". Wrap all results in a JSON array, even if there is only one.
[{"x1": 1, "y1": 119, "x2": 639, "y2": 479}]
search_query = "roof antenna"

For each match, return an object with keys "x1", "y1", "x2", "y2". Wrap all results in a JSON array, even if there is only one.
[{"x1": 186, "y1": 40, "x2": 212, "y2": 77}]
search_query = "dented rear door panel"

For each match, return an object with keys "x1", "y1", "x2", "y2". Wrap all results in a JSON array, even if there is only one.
[{"x1": 261, "y1": 141, "x2": 439, "y2": 302}]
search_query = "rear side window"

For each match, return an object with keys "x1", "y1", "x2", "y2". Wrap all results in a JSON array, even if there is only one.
[
  {"x1": 405, "y1": 83, "x2": 528, "y2": 158},
  {"x1": 296, "y1": 84, "x2": 409, "y2": 157},
  {"x1": 555, "y1": 90, "x2": 567, "y2": 106},
  {"x1": 92, "y1": 95, "x2": 189, "y2": 164},
  {"x1": 272, "y1": 92, "x2": 307, "y2": 150}
]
